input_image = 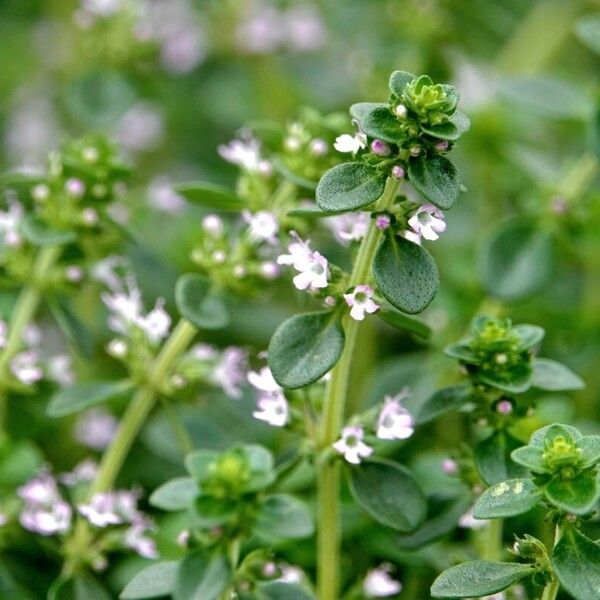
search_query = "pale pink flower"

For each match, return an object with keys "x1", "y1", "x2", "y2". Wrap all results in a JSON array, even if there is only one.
[
  {"x1": 253, "y1": 393, "x2": 289, "y2": 427},
  {"x1": 363, "y1": 564, "x2": 402, "y2": 597},
  {"x1": 75, "y1": 408, "x2": 118, "y2": 450},
  {"x1": 11, "y1": 351, "x2": 43, "y2": 385},
  {"x1": 344, "y1": 285, "x2": 379, "y2": 321},
  {"x1": 325, "y1": 212, "x2": 369, "y2": 245},
  {"x1": 333, "y1": 426, "x2": 374, "y2": 465},
  {"x1": 277, "y1": 233, "x2": 328, "y2": 291},
  {"x1": 334, "y1": 132, "x2": 367, "y2": 154},
  {"x1": 242, "y1": 210, "x2": 279, "y2": 244},
  {"x1": 407, "y1": 203, "x2": 446, "y2": 242},
  {"x1": 376, "y1": 390, "x2": 414, "y2": 440},
  {"x1": 211, "y1": 347, "x2": 248, "y2": 399}
]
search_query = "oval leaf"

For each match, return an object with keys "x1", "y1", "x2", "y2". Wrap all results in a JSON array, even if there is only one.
[
  {"x1": 254, "y1": 494, "x2": 314, "y2": 540},
  {"x1": 49, "y1": 576, "x2": 111, "y2": 600},
  {"x1": 348, "y1": 459, "x2": 426, "y2": 532},
  {"x1": 407, "y1": 155, "x2": 459, "y2": 210},
  {"x1": 268, "y1": 311, "x2": 345, "y2": 389},
  {"x1": 389, "y1": 70, "x2": 416, "y2": 96},
  {"x1": 474, "y1": 431, "x2": 527, "y2": 486},
  {"x1": 47, "y1": 380, "x2": 134, "y2": 417},
  {"x1": 473, "y1": 478, "x2": 541, "y2": 519},
  {"x1": 480, "y1": 219, "x2": 553, "y2": 300},
  {"x1": 552, "y1": 526, "x2": 600, "y2": 600},
  {"x1": 349, "y1": 103, "x2": 404, "y2": 144},
  {"x1": 431, "y1": 561, "x2": 534, "y2": 598},
  {"x1": 416, "y1": 385, "x2": 471, "y2": 425},
  {"x1": 316, "y1": 162, "x2": 386, "y2": 213},
  {"x1": 545, "y1": 471, "x2": 600, "y2": 515},
  {"x1": 120, "y1": 561, "x2": 179, "y2": 599},
  {"x1": 176, "y1": 182, "x2": 245, "y2": 211},
  {"x1": 175, "y1": 273, "x2": 228, "y2": 330},
  {"x1": 376, "y1": 306, "x2": 432, "y2": 339},
  {"x1": 373, "y1": 234, "x2": 439, "y2": 315},
  {"x1": 532, "y1": 358, "x2": 584, "y2": 391},
  {"x1": 149, "y1": 477, "x2": 197, "y2": 511},
  {"x1": 174, "y1": 553, "x2": 230, "y2": 600},
  {"x1": 20, "y1": 215, "x2": 76, "y2": 247}
]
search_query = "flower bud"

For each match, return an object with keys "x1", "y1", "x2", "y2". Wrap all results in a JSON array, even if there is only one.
[
  {"x1": 32, "y1": 184, "x2": 50, "y2": 202},
  {"x1": 65, "y1": 178, "x2": 86, "y2": 198},
  {"x1": 435, "y1": 140, "x2": 449, "y2": 153},
  {"x1": 375, "y1": 213, "x2": 392, "y2": 230},
  {"x1": 391, "y1": 165, "x2": 405, "y2": 179},
  {"x1": 82, "y1": 147, "x2": 99, "y2": 163},
  {"x1": 309, "y1": 138, "x2": 328, "y2": 156},
  {"x1": 496, "y1": 399, "x2": 513, "y2": 415},
  {"x1": 202, "y1": 214, "x2": 223, "y2": 236},
  {"x1": 409, "y1": 145, "x2": 421, "y2": 157},
  {"x1": 81, "y1": 208, "x2": 99, "y2": 226},
  {"x1": 371, "y1": 139, "x2": 391, "y2": 157},
  {"x1": 394, "y1": 104, "x2": 408, "y2": 119}
]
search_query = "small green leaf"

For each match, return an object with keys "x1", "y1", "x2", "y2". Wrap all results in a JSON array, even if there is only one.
[
  {"x1": 185, "y1": 449, "x2": 219, "y2": 481},
  {"x1": 552, "y1": 525, "x2": 600, "y2": 600},
  {"x1": 396, "y1": 493, "x2": 472, "y2": 549},
  {"x1": 49, "y1": 576, "x2": 111, "y2": 600},
  {"x1": 443, "y1": 342, "x2": 481, "y2": 364},
  {"x1": 175, "y1": 273, "x2": 228, "y2": 330},
  {"x1": 420, "y1": 112, "x2": 470, "y2": 141},
  {"x1": 480, "y1": 219, "x2": 553, "y2": 300},
  {"x1": 407, "y1": 155, "x2": 459, "y2": 210},
  {"x1": 510, "y1": 446, "x2": 548, "y2": 474},
  {"x1": 376, "y1": 305, "x2": 432, "y2": 339},
  {"x1": 474, "y1": 431, "x2": 527, "y2": 485},
  {"x1": 268, "y1": 311, "x2": 345, "y2": 389},
  {"x1": 416, "y1": 385, "x2": 472, "y2": 425},
  {"x1": 20, "y1": 215, "x2": 76, "y2": 246},
  {"x1": 499, "y1": 75, "x2": 593, "y2": 120},
  {"x1": 286, "y1": 205, "x2": 340, "y2": 218},
  {"x1": 513, "y1": 324, "x2": 545, "y2": 351},
  {"x1": 316, "y1": 162, "x2": 387, "y2": 213},
  {"x1": 256, "y1": 582, "x2": 315, "y2": 600},
  {"x1": 373, "y1": 234, "x2": 439, "y2": 315},
  {"x1": 580, "y1": 436, "x2": 600, "y2": 468},
  {"x1": 529, "y1": 423, "x2": 582, "y2": 448},
  {"x1": 388, "y1": 70, "x2": 416, "y2": 96},
  {"x1": 532, "y1": 358, "x2": 584, "y2": 391},
  {"x1": 254, "y1": 494, "x2": 314, "y2": 540},
  {"x1": 47, "y1": 380, "x2": 134, "y2": 417},
  {"x1": 576, "y1": 13, "x2": 600, "y2": 55},
  {"x1": 545, "y1": 472, "x2": 600, "y2": 515},
  {"x1": 431, "y1": 561, "x2": 534, "y2": 598},
  {"x1": 174, "y1": 553, "x2": 230, "y2": 600},
  {"x1": 349, "y1": 103, "x2": 403, "y2": 144},
  {"x1": 149, "y1": 477, "x2": 197, "y2": 511},
  {"x1": 176, "y1": 182, "x2": 245, "y2": 211},
  {"x1": 473, "y1": 478, "x2": 541, "y2": 519},
  {"x1": 348, "y1": 459, "x2": 426, "y2": 532},
  {"x1": 120, "y1": 561, "x2": 179, "y2": 599}
]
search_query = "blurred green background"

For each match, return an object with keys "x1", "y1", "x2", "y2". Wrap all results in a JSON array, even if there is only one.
[{"x1": 1, "y1": 0, "x2": 599, "y2": 598}]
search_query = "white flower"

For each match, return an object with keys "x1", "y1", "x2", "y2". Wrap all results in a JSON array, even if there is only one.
[
  {"x1": 333, "y1": 426, "x2": 374, "y2": 465},
  {"x1": 124, "y1": 522, "x2": 158, "y2": 558},
  {"x1": 60, "y1": 459, "x2": 98, "y2": 486},
  {"x1": 211, "y1": 347, "x2": 248, "y2": 399},
  {"x1": 78, "y1": 489, "x2": 140, "y2": 528},
  {"x1": 0, "y1": 200, "x2": 24, "y2": 247},
  {"x1": 253, "y1": 393, "x2": 289, "y2": 427},
  {"x1": 325, "y1": 212, "x2": 369, "y2": 245},
  {"x1": 139, "y1": 300, "x2": 171, "y2": 344},
  {"x1": 102, "y1": 278, "x2": 144, "y2": 335},
  {"x1": 277, "y1": 564, "x2": 304, "y2": 583},
  {"x1": 248, "y1": 366, "x2": 281, "y2": 393},
  {"x1": 334, "y1": 132, "x2": 367, "y2": 154},
  {"x1": 0, "y1": 320, "x2": 7, "y2": 348},
  {"x1": 18, "y1": 471, "x2": 59, "y2": 505},
  {"x1": 407, "y1": 203, "x2": 446, "y2": 242},
  {"x1": 46, "y1": 354, "x2": 74, "y2": 387},
  {"x1": 218, "y1": 136, "x2": 270, "y2": 173},
  {"x1": 402, "y1": 229, "x2": 422, "y2": 245},
  {"x1": 11, "y1": 351, "x2": 43, "y2": 385},
  {"x1": 343, "y1": 285, "x2": 379, "y2": 321},
  {"x1": 92, "y1": 255, "x2": 127, "y2": 291},
  {"x1": 376, "y1": 390, "x2": 414, "y2": 440},
  {"x1": 107, "y1": 339, "x2": 128, "y2": 358},
  {"x1": 459, "y1": 507, "x2": 488, "y2": 529},
  {"x1": 20, "y1": 499, "x2": 72, "y2": 536},
  {"x1": 363, "y1": 564, "x2": 402, "y2": 597},
  {"x1": 148, "y1": 176, "x2": 186, "y2": 215},
  {"x1": 242, "y1": 210, "x2": 279, "y2": 244},
  {"x1": 75, "y1": 408, "x2": 118, "y2": 450},
  {"x1": 277, "y1": 233, "x2": 329, "y2": 291}
]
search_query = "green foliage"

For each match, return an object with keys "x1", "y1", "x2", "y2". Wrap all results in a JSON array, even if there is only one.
[
  {"x1": 120, "y1": 561, "x2": 179, "y2": 599},
  {"x1": 347, "y1": 459, "x2": 426, "y2": 532},
  {"x1": 175, "y1": 273, "x2": 229, "y2": 329},
  {"x1": 174, "y1": 553, "x2": 230, "y2": 600},
  {"x1": 254, "y1": 494, "x2": 314, "y2": 540},
  {"x1": 407, "y1": 155, "x2": 459, "y2": 209},
  {"x1": 473, "y1": 478, "x2": 541, "y2": 519},
  {"x1": 176, "y1": 182, "x2": 246, "y2": 211},
  {"x1": 47, "y1": 380, "x2": 134, "y2": 417},
  {"x1": 268, "y1": 311, "x2": 345, "y2": 388}
]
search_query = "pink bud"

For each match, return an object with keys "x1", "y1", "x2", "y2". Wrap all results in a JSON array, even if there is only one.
[
  {"x1": 375, "y1": 214, "x2": 391, "y2": 230},
  {"x1": 496, "y1": 399, "x2": 513, "y2": 415},
  {"x1": 371, "y1": 139, "x2": 391, "y2": 157},
  {"x1": 391, "y1": 165, "x2": 405, "y2": 179}
]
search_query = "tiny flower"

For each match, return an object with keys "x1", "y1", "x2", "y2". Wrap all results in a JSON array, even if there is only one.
[
  {"x1": 0, "y1": 200, "x2": 24, "y2": 247},
  {"x1": 148, "y1": 177, "x2": 187, "y2": 215},
  {"x1": 66, "y1": 265, "x2": 84, "y2": 282},
  {"x1": 20, "y1": 499, "x2": 72, "y2": 536},
  {"x1": 75, "y1": 408, "x2": 118, "y2": 450},
  {"x1": 0, "y1": 320, "x2": 6, "y2": 348},
  {"x1": 334, "y1": 132, "x2": 367, "y2": 154},
  {"x1": 115, "y1": 103, "x2": 164, "y2": 153},
  {"x1": 211, "y1": 347, "x2": 248, "y2": 399},
  {"x1": 277, "y1": 233, "x2": 329, "y2": 291},
  {"x1": 11, "y1": 351, "x2": 43, "y2": 385},
  {"x1": 233, "y1": 264, "x2": 247, "y2": 278},
  {"x1": 363, "y1": 564, "x2": 402, "y2": 597},
  {"x1": 324, "y1": 295, "x2": 337, "y2": 307},
  {"x1": 325, "y1": 212, "x2": 369, "y2": 245},
  {"x1": 218, "y1": 136, "x2": 266, "y2": 172},
  {"x1": 262, "y1": 561, "x2": 278, "y2": 578},
  {"x1": 248, "y1": 366, "x2": 281, "y2": 393},
  {"x1": 407, "y1": 203, "x2": 446, "y2": 242},
  {"x1": 278, "y1": 565, "x2": 304, "y2": 584},
  {"x1": 409, "y1": 145, "x2": 421, "y2": 157},
  {"x1": 177, "y1": 529, "x2": 190, "y2": 546},
  {"x1": 242, "y1": 210, "x2": 279, "y2": 244},
  {"x1": 459, "y1": 507, "x2": 488, "y2": 529},
  {"x1": 18, "y1": 471, "x2": 59, "y2": 505},
  {"x1": 260, "y1": 261, "x2": 280, "y2": 279},
  {"x1": 82, "y1": 146, "x2": 99, "y2": 163},
  {"x1": 343, "y1": 285, "x2": 379, "y2": 321},
  {"x1": 441, "y1": 458, "x2": 458, "y2": 475},
  {"x1": 31, "y1": 184, "x2": 50, "y2": 201},
  {"x1": 124, "y1": 522, "x2": 158, "y2": 559},
  {"x1": 107, "y1": 339, "x2": 128, "y2": 358},
  {"x1": 139, "y1": 300, "x2": 171, "y2": 344},
  {"x1": 202, "y1": 214, "x2": 224, "y2": 236},
  {"x1": 78, "y1": 493, "x2": 122, "y2": 527},
  {"x1": 46, "y1": 354, "x2": 74, "y2": 386},
  {"x1": 65, "y1": 178, "x2": 85, "y2": 198},
  {"x1": 333, "y1": 426, "x2": 374, "y2": 464},
  {"x1": 371, "y1": 139, "x2": 391, "y2": 157},
  {"x1": 309, "y1": 138, "x2": 328, "y2": 156},
  {"x1": 284, "y1": 136, "x2": 302, "y2": 152},
  {"x1": 394, "y1": 104, "x2": 408, "y2": 119},
  {"x1": 81, "y1": 207, "x2": 99, "y2": 226},
  {"x1": 496, "y1": 399, "x2": 513, "y2": 415},
  {"x1": 212, "y1": 250, "x2": 227, "y2": 264},
  {"x1": 375, "y1": 213, "x2": 392, "y2": 230},
  {"x1": 435, "y1": 140, "x2": 449, "y2": 153},
  {"x1": 376, "y1": 391, "x2": 414, "y2": 440},
  {"x1": 60, "y1": 459, "x2": 98, "y2": 486},
  {"x1": 391, "y1": 165, "x2": 405, "y2": 179},
  {"x1": 23, "y1": 324, "x2": 42, "y2": 346},
  {"x1": 253, "y1": 393, "x2": 289, "y2": 427}
]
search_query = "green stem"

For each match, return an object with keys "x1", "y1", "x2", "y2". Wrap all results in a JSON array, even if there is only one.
[
  {"x1": 542, "y1": 524, "x2": 562, "y2": 600},
  {"x1": 316, "y1": 178, "x2": 399, "y2": 600},
  {"x1": 62, "y1": 319, "x2": 197, "y2": 575},
  {"x1": 0, "y1": 245, "x2": 62, "y2": 425},
  {"x1": 481, "y1": 518, "x2": 503, "y2": 561},
  {"x1": 160, "y1": 398, "x2": 195, "y2": 455}
]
